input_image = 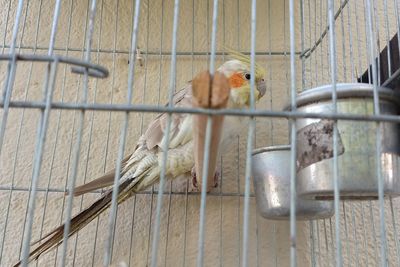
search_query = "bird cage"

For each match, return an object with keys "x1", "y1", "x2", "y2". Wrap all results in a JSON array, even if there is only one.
[{"x1": 1, "y1": 0, "x2": 400, "y2": 266}]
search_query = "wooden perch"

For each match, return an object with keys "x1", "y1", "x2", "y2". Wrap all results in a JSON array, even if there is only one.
[{"x1": 192, "y1": 71, "x2": 230, "y2": 192}]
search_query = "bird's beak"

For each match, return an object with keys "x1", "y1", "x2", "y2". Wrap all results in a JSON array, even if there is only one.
[{"x1": 256, "y1": 79, "x2": 266, "y2": 99}]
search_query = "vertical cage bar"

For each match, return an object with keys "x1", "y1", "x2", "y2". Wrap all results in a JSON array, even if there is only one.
[
  {"x1": 128, "y1": 0, "x2": 150, "y2": 263},
  {"x1": 236, "y1": 0, "x2": 241, "y2": 263},
  {"x1": 315, "y1": 220, "x2": 322, "y2": 266},
  {"x1": 365, "y1": 0, "x2": 388, "y2": 265},
  {"x1": 219, "y1": 1, "x2": 226, "y2": 265},
  {"x1": 350, "y1": 203, "x2": 360, "y2": 267},
  {"x1": 329, "y1": 218, "x2": 335, "y2": 265},
  {"x1": 339, "y1": 0, "x2": 347, "y2": 81},
  {"x1": 342, "y1": 202, "x2": 351, "y2": 264},
  {"x1": 145, "y1": 0, "x2": 166, "y2": 263},
  {"x1": 19, "y1": 1, "x2": 63, "y2": 265},
  {"x1": 16, "y1": 0, "x2": 29, "y2": 51},
  {"x1": 316, "y1": 221, "x2": 322, "y2": 266},
  {"x1": 127, "y1": 196, "x2": 137, "y2": 266},
  {"x1": 267, "y1": 2, "x2": 277, "y2": 265},
  {"x1": 354, "y1": 0, "x2": 363, "y2": 83},
  {"x1": 150, "y1": 0, "x2": 179, "y2": 266},
  {"x1": 52, "y1": 0, "x2": 91, "y2": 262},
  {"x1": 289, "y1": 0, "x2": 297, "y2": 265},
  {"x1": 0, "y1": 0, "x2": 25, "y2": 155},
  {"x1": 360, "y1": 203, "x2": 370, "y2": 266},
  {"x1": 163, "y1": 184, "x2": 173, "y2": 266},
  {"x1": 284, "y1": 0, "x2": 289, "y2": 97},
  {"x1": 197, "y1": 0, "x2": 219, "y2": 265},
  {"x1": 327, "y1": 0, "x2": 342, "y2": 266},
  {"x1": 90, "y1": 0, "x2": 115, "y2": 262},
  {"x1": 139, "y1": 0, "x2": 151, "y2": 137},
  {"x1": 300, "y1": 0, "x2": 306, "y2": 90},
  {"x1": 320, "y1": 1, "x2": 324, "y2": 84},
  {"x1": 182, "y1": 0, "x2": 191, "y2": 265},
  {"x1": 52, "y1": 78, "x2": 81, "y2": 266},
  {"x1": 16, "y1": 2, "x2": 41, "y2": 262},
  {"x1": 309, "y1": 222, "x2": 316, "y2": 267},
  {"x1": 325, "y1": 1, "x2": 330, "y2": 85},
  {"x1": 70, "y1": 0, "x2": 106, "y2": 265},
  {"x1": 40, "y1": 1, "x2": 74, "y2": 264},
  {"x1": 196, "y1": 117, "x2": 214, "y2": 267},
  {"x1": 372, "y1": 0, "x2": 381, "y2": 85},
  {"x1": 383, "y1": 0, "x2": 392, "y2": 75},
  {"x1": 268, "y1": 0, "x2": 274, "y2": 144},
  {"x1": 71, "y1": 0, "x2": 104, "y2": 264},
  {"x1": 369, "y1": 201, "x2": 380, "y2": 265},
  {"x1": 0, "y1": 0, "x2": 44, "y2": 264},
  {"x1": 219, "y1": 157, "x2": 224, "y2": 267},
  {"x1": 323, "y1": 219, "x2": 329, "y2": 258},
  {"x1": 60, "y1": 1, "x2": 98, "y2": 265},
  {"x1": 307, "y1": 0, "x2": 311, "y2": 87},
  {"x1": 0, "y1": 0, "x2": 11, "y2": 54},
  {"x1": 362, "y1": 0, "x2": 371, "y2": 83},
  {"x1": 314, "y1": 0, "x2": 317, "y2": 85},
  {"x1": 394, "y1": 0, "x2": 400, "y2": 58},
  {"x1": 241, "y1": 0, "x2": 257, "y2": 266},
  {"x1": 103, "y1": 0, "x2": 142, "y2": 265},
  {"x1": 345, "y1": 0, "x2": 355, "y2": 81},
  {"x1": 37, "y1": 0, "x2": 69, "y2": 241},
  {"x1": 389, "y1": 198, "x2": 400, "y2": 265},
  {"x1": 20, "y1": 59, "x2": 59, "y2": 267}
]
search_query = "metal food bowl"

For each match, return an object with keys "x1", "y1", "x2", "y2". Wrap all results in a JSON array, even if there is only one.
[
  {"x1": 252, "y1": 145, "x2": 334, "y2": 220},
  {"x1": 287, "y1": 83, "x2": 400, "y2": 200}
]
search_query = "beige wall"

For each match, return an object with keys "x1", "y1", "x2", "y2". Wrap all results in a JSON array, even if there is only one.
[{"x1": 0, "y1": 0, "x2": 400, "y2": 266}]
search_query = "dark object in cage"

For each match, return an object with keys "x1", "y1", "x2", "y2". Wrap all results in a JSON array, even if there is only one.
[
  {"x1": 358, "y1": 33, "x2": 400, "y2": 91},
  {"x1": 252, "y1": 145, "x2": 334, "y2": 220},
  {"x1": 287, "y1": 83, "x2": 400, "y2": 200}
]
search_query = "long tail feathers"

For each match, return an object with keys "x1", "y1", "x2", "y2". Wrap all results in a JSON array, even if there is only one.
[
  {"x1": 13, "y1": 179, "x2": 132, "y2": 267},
  {"x1": 70, "y1": 156, "x2": 130, "y2": 197},
  {"x1": 71, "y1": 171, "x2": 116, "y2": 196}
]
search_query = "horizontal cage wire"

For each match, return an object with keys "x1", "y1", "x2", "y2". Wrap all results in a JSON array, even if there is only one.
[{"x1": 0, "y1": 0, "x2": 399, "y2": 266}]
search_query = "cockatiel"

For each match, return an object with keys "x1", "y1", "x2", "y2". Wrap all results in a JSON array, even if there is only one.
[{"x1": 15, "y1": 51, "x2": 266, "y2": 265}]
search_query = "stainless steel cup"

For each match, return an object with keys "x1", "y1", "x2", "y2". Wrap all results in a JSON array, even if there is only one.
[
  {"x1": 287, "y1": 83, "x2": 400, "y2": 200},
  {"x1": 252, "y1": 145, "x2": 334, "y2": 220}
]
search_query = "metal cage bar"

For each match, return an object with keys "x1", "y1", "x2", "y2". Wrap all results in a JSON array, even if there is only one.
[
  {"x1": 150, "y1": 0, "x2": 178, "y2": 265},
  {"x1": 104, "y1": 0, "x2": 142, "y2": 266},
  {"x1": 289, "y1": 0, "x2": 297, "y2": 265},
  {"x1": 1, "y1": 0, "x2": 400, "y2": 266},
  {"x1": 19, "y1": 1, "x2": 63, "y2": 265}
]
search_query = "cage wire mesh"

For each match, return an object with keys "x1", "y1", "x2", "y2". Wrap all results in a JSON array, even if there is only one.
[{"x1": 0, "y1": 0, "x2": 400, "y2": 266}]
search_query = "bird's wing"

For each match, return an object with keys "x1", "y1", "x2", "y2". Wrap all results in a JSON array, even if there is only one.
[
  {"x1": 72, "y1": 83, "x2": 193, "y2": 196},
  {"x1": 121, "y1": 83, "x2": 194, "y2": 181},
  {"x1": 143, "y1": 83, "x2": 193, "y2": 150}
]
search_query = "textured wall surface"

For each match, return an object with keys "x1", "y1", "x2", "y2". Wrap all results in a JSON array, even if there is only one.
[{"x1": 0, "y1": 0, "x2": 400, "y2": 266}]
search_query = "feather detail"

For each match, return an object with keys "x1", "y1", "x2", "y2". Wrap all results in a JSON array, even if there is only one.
[
  {"x1": 143, "y1": 85, "x2": 193, "y2": 150},
  {"x1": 72, "y1": 172, "x2": 115, "y2": 196},
  {"x1": 69, "y1": 156, "x2": 131, "y2": 196},
  {"x1": 224, "y1": 47, "x2": 266, "y2": 78}
]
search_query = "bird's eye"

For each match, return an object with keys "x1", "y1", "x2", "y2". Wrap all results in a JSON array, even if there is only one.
[{"x1": 245, "y1": 73, "x2": 251, "y2": 80}]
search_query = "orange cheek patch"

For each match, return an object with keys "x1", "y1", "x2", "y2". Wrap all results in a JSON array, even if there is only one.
[{"x1": 228, "y1": 73, "x2": 245, "y2": 88}]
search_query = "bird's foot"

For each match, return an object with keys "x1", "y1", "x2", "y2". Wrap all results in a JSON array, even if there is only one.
[{"x1": 190, "y1": 167, "x2": 219, "y2": 192}]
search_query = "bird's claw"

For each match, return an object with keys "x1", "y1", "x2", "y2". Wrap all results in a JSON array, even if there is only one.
[{"x1": 190, "y1": 168, "x2": 219, "y2": 192}]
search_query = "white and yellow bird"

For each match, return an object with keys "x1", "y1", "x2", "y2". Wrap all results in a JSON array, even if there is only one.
[{"x1": 16, "y1": 51, "x2": 266, "y2": 265}]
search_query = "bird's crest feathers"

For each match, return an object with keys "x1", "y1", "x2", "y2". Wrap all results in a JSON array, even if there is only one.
[{"x1": 225, "y1": 48, "x2": 266, "y2": 78}]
